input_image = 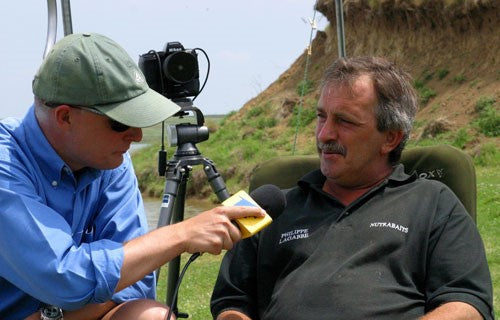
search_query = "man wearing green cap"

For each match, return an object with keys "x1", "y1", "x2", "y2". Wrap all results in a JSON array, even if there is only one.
[{"x1": 0, "y1": 33, "x2": 264, "y2": 320}]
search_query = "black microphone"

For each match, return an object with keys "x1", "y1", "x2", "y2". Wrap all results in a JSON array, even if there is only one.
[{"x1": 249, "y1": 184, "x2": 286, "y2": 220}]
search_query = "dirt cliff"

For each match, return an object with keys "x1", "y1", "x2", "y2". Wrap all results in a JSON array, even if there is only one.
[{"x1": 236, "y1": 0, "x2": 499, "y2": 152}]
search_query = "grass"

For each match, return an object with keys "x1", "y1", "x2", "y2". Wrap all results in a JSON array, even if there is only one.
[
  {"x1": 152, "y1": 165, "x2": 499, "y2": 319},
  {"x1": 476, "y1": 166, "x2": 500, "y2": 318},
  {"x1": 156, "y1": 254, "x2": 223, "y2": 319}
]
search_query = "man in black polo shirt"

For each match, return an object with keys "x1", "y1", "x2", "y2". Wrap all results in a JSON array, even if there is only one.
[{"x1": 210, "y1": 57, "x2": 494, "y2": 319}]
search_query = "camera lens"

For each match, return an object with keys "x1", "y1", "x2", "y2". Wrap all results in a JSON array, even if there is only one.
[{"x1": 163, "y1": 51, "x2": 197, "y2": 83}]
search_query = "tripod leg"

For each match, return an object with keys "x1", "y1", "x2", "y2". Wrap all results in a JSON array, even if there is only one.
[
  {"x1": 154, "y1": 161, "x2": 190, "y2": 317},
  {"x1": 166, "y1": 176, "x2": 187, "y2": 311},
  {"x1": 202, "y1": 158, "x2": 230, "y2": 202},
  {"x1": 157, "y1": 156, "x2": 228, "y2": 317},
  {"x1": 157, "y1": 165, "x2": 184, "y2": 229},
  {"x1": 155, "y1": 164, "x2": 181, "y2": 285}
]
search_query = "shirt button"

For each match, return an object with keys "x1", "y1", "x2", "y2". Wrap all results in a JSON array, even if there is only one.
[{"x1": 51, "y1": 181, "x2": 58, "y2": 187}]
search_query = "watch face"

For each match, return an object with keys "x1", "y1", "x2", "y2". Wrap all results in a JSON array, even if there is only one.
[{"x1": 41, "y1": 306, "x2": 63, "y2": 320}]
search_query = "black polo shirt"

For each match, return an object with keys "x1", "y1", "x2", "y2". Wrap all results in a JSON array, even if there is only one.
[{"x1": 211, "y1": 165, "x2": 493, "y2": 319}]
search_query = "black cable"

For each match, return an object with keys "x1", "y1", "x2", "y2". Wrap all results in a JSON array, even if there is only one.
[
  {"x1": 150, "y1": 50, "x2": 167, "y2": 152},
  {"x1": 146, "y1": 50, "x2": 169, "y2": 178},
  {"x1": 165, "y1": 252, "x2": 201, "y2": 320},
  {"x1": 191, "y1": 48, "x2": 210, "y2": 102}
]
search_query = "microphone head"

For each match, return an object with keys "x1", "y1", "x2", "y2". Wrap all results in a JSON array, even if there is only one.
[{"x1": 249, "y1": 184, "x2": 286, "y2": 219}]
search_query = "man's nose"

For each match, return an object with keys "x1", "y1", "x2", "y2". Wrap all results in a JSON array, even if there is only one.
[
  {"x1": 125, "y1": 127, "x2": 143, "y2": 142},
  {"x1": 317, "y1": 120, "x2": 338, "y2": 142}
]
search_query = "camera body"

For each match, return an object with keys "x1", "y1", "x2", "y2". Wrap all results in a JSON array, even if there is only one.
[{"x1": 139, "y1": 42, "x2": 200, "y2": 100}]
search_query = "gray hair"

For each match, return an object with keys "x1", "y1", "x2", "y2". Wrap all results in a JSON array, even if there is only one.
[{"x1": 321, "y1": 56, "x2": 418, "y2": 164}]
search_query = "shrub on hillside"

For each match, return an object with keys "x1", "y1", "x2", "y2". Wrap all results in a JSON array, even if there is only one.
[
  {"x1": 475, "y1": 96, "x2": 496, "y2": 113},
  {"x1": 437, "y1": 69, "x2": 449, "y2": 80},
  {"x1": 288, "y1": 106, "x2": 316, "y2": 128},
  {"x1": 475, "y1": 106, "x2": 500, "y2": 137},
  {"x1": 296, "y1": 79, "x2": 315, "y2": 97},
  {"x1": 452, "y1": 128, "x2": 472, "y2": 149},
  {"x1": 413, "y1": 79, "x2": 436, "y2": 106}
]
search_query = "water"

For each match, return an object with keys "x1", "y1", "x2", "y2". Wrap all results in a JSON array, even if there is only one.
[
  {"x1": 129, "y1": 143, "x2": 149, "y2": 154},
  {"x1": 143, "y1": 197, "x2": 214, "y2": 230}
]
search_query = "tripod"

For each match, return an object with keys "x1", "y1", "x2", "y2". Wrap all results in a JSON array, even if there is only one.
[{"x1": 156, "y1": 101, "x2": 230, "y2": 318}]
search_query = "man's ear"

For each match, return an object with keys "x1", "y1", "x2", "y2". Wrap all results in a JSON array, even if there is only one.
[
  {"x1": 381, "y1": 130, "x2": 404, "y2": 156},
  {"x1": 52, "y1": 105, "x2": 73, "y2": 128}
]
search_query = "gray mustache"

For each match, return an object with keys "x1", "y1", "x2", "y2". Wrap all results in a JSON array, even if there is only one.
[{"x1": 317, "y1": 141, "x2": 347, "y2": 156}]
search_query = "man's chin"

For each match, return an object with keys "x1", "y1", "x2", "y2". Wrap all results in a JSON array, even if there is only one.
[
  {"x1": 320, "y1": 159, "x2": 338, "y2": 177},
  {"x1": 96, "y1": 156, "x2": 124, "y2": 170}
]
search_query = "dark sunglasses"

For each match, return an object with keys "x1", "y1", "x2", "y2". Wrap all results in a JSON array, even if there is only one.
[
  {"x1": 107, "y1": 119, "x2": 131, "y2": 133},
  {"x1": 72, "y1": 106, "x2": 132, "y2": 132},
  {"x1": 45, "y1": 103, "x2": 131, "y2": 133}
]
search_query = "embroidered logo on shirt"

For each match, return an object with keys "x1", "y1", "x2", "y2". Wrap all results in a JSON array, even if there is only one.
[
  {"x1": 279, "y1": 228, "x2": 309, "y2": 244},
  {"x1": 370, "y1": 222, "x2": 408, "y2": 233},
  {"x1": 418, "y1": 167, "x2": 445, "y2": 179}
]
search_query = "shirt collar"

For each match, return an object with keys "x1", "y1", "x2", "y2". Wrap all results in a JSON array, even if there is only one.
[
  {"x1": 386, "y1": 163, "x2": 418, "y2": 186},
  {"x1": 298, "y1": 163, "x2": 416, "y2": 191},
  {"x1": 298, "y1": 164, "x2": 417, "y2": 212}
]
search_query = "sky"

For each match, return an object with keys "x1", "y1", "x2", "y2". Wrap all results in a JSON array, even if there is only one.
[{"x1": 0, "y1": 0, "x2": 327, "y2": 119}]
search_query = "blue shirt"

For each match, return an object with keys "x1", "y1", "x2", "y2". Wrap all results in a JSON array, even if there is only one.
[{"x1": 0, "y1": 106, "x2": 155, "y2": 319}]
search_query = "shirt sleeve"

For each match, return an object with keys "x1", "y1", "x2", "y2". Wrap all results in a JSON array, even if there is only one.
[
  {"x1": 211, "y1": 235, "x2": 259, "y2": 319},
  {"x1": 425, "y1": 186, "x2": 494, "y2": 319},
  {"x1": 0, "y1": 188, "x2": 122, "y2": 310}
]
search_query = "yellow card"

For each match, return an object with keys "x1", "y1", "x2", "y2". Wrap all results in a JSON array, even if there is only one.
[{"x1": 223, "y1": 190, "x2": 273, "y2": 238}]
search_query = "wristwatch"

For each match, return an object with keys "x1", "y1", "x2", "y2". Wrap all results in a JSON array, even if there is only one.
[{"x1": 40, "y1": 305, "x2": 63, "y2": 320}]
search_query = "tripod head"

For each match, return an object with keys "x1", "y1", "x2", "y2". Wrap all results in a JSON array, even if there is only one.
[
  {"x1": 171, "y1": 98, "x2": 205, "y2": 126},
  {"x1": 158, "y1": 98, "x2": 209, "y2": 176}
]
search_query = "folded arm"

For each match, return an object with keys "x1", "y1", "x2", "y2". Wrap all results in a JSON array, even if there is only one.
[{"x1": 420, "y1": 302, "x2": 482, "y2": 320}]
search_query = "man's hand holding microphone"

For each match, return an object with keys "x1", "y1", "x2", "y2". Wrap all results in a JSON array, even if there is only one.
[
  {"x1": 118, "y1": 204, "x2": 265, "y2": 293},
  {"x1": 118, "y1": 184, "x2": 285, "y2": 293},
  {"x1": 171, "y1": 205, "x2": 267, "y2": 255}
]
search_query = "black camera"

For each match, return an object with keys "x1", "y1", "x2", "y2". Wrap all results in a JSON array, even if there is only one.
[{"x1": 139, "y1": 42, "x2": 200, "y2": 100}]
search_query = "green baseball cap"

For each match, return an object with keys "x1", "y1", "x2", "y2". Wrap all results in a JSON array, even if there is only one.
[{"x1": 32, "y1": 32, "x2": 180, "y2": 127}]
